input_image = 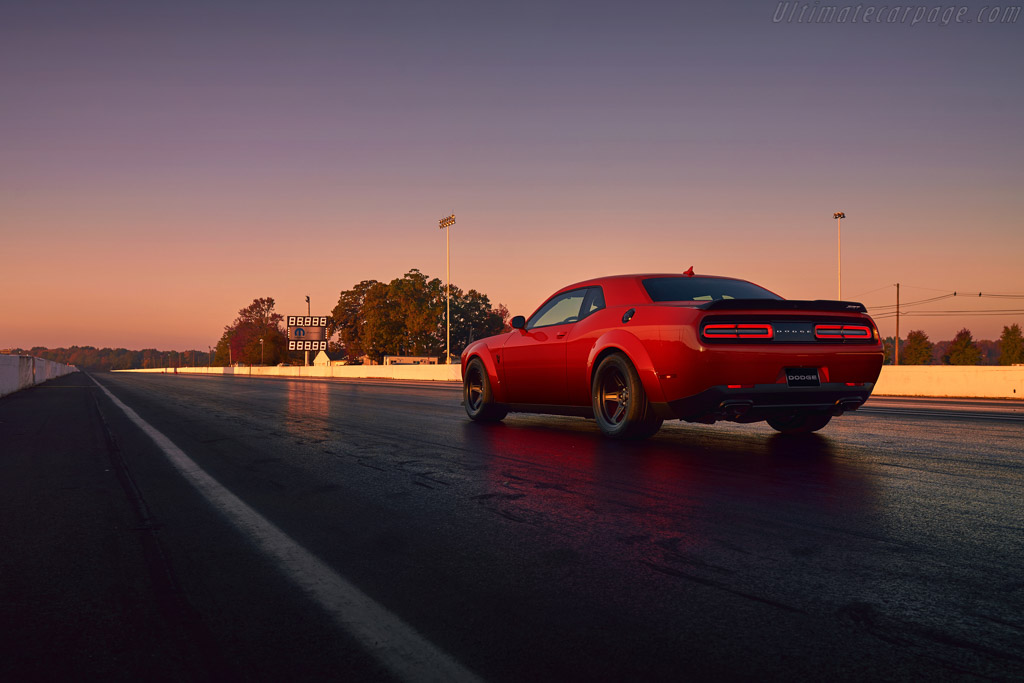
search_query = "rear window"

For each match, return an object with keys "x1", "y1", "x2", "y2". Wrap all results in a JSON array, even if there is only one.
[{"x1": 642, "y1": 277, "x2": 781, "y2": 302}]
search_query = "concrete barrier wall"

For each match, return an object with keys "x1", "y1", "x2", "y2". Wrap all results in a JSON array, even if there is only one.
[
  {"x1": 0, "y1": 356, "x2": 79, "y2": 399},
  {"x1": 118, "y1": 364, "x2": 1024, "y2": 400},
  {"x1": 874, "y1": 366, "x2": 1024, "y2": 399},
  {"x1": 117, "y1": 364, "x2": 463, "y2": 382}
]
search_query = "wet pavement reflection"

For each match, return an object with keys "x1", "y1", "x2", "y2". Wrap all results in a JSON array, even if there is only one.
[
  {"x1": 283, "y1": 380, "x2": 331, "y2": 442},
  {"x1": 93, "y1": 373, "x2": 1024, "y2": 680},
  {"x1": 458, "y1": 416, "x2": 878, "y2": 569}
]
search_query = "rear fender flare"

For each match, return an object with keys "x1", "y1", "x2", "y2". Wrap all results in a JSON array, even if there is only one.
[{"x1": 587, "y1": 330, "x2": 667, "y2": 404}]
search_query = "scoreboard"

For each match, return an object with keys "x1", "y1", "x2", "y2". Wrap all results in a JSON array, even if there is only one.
[{"x1": 287, "y1": 315, "x2": 329, "y2": 351}]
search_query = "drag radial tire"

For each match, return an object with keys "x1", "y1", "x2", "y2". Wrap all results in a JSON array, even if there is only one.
[
  {"x1": 463, "y1": 357, "x2": 508, "y2": 422},
  {"x1": 591, "y1": 352, "x2": 663, "y2": 439},
  {"x1": 766, "y1": 410, "x2": 833, "y2": 434}
]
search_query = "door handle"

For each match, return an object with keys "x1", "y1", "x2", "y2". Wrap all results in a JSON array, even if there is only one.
[{"x1": 556, "y1": 332, "x2": 567, "y2": 339}]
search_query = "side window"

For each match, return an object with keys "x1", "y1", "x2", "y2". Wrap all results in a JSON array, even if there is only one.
[
  {"x1": 582, "y1": 287, "x2": 605, "y2": 318},
  {"x1": 527, "y1": 289, "x2": 587, "y2": 329}
]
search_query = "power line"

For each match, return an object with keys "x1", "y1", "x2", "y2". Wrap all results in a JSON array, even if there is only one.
[
  {"x1": 873, "y1": 309, "x2": 1024, "y2": 319},
  {"x1": 900, "y1": 284, "x2": 956, "y2": 293},
  {"x1": 866, "y1": 292, "x2": 1024, "y2": 312},
  {"x1": 849, "y1": 284, "x2": 896, "y2": 298},
  {"x1": 869, "y1": 293, "x2": 957, "y2": 310}
]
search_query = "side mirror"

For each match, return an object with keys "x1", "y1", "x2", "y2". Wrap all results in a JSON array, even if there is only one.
[{"x1": 510, "y1": 315, "x2": 526, "y2": 330}]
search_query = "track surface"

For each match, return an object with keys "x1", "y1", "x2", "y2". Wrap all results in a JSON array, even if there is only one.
[{"x1": 2, "y1": 373, "x2": 1022, "y2": 681}]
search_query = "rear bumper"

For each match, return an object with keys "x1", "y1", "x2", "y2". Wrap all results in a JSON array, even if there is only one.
[{"x1": 653, "y1": 382, "x2": 875, "y2": 423}]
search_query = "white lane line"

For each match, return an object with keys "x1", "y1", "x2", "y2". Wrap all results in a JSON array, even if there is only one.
[{"x1": 92, "y1": 377, "x2": 481, "y2": 683}]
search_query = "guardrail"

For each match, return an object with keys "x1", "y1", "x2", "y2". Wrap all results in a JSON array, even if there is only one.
[
  {"x1": 0, "y1": 356, "x2": 79, "y2": 398},
  {"x1": 116, "y1": 364, "x2": 463, "y2": 382},
  {"x1": 116, "y1": 364, "x2": 1024, "y2": 399},
  {"x1": 874, "y1": 366, "x2": 1024, "y2": 399}
]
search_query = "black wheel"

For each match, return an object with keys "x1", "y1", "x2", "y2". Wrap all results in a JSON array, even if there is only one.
[
  {"x1": 766, "y1": 410, "x2": 832, "y2": 434},
  {"x1": 464, "y1": 357, "x2": 508, "y2": 422},
  {"x1": 591, "y1": 352, "x2": 663, "y2": 439}
]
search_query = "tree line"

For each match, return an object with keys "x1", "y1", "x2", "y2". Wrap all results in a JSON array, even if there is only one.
[
  {"x1": 882, "y1": 324, "x2": 1024, "y2": 365},
  {"x1": 9, "y1": 289, "x2": 1021, "y2": 370},
  {"x1": 331, "y1": 269, "x2": 508, "y2": 363},
  {"x1": 2, "y1": 346, "x2": 212, "y2": 371},
  {"x1": 208, "y1": 268, "x2": 509, "y2": 367},
  {"x1": 6, "y1": 269, "x2": 508, "y2": 369}
]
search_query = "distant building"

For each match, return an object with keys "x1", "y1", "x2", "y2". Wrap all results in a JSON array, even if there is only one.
[
  {"x1": 313, "y1": 350, "x2": 349, "y2": 366},
  {"x1": 382, "y1": 355, "x2": 438, "y2": 366}
]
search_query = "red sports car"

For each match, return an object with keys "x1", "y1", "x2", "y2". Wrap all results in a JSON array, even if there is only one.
[{"x1": 461, "y1": 272, "x2": 883, "y2": 438}]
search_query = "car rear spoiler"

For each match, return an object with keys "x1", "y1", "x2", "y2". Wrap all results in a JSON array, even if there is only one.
[{"x1": 697, "y1": 299, "x2": 868, "y2": 313}]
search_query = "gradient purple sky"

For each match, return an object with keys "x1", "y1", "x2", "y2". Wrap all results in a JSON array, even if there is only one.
[{"x1": 2, "y1": 0, "x2": 1022, "y2": 350}]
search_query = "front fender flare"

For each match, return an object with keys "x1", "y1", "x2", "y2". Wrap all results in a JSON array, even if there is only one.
[{"x1": 462, "y1": 346, "x2": 507, "y2": 404}]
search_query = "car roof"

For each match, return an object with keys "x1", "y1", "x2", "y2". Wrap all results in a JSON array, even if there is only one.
[
  {"x1": 560, "y1": 273, "x2": 738, "y2": 289},
  {"x1": 545, "y1": 273, "x2": 757, "y2": 310}
]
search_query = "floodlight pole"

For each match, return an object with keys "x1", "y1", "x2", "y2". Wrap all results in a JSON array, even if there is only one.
[
  {"x1": 305, "y1": 295, "x2": 311, "y2": 367},
  {"x1": 833, "y1": 212, "x2": 845, "y2": 300},
  {"x1": 895, "y1": 282, "x2": 900, "y2": 366},
  {"x1": 260, "y1": 338, "x2": 264, "y2": 366},
  {"x1": 439, "y1": 214, "x2": 456, "y2": 364}
]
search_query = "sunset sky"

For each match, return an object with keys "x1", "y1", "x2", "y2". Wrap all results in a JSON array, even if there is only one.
[{"x1": 2, "y1": 0, "x2": 1022, "y2": 350}]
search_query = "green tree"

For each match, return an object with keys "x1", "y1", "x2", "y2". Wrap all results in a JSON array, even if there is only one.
[
  {"x1": 882, "y1": 337, "x2": 894, "y2": 365},
  {"x1": 390, "y1": 269, "x2": 445, "y2": 355},
  {"x1": 901, "y1": 330, "x2": 934, "y2": 365},
  {"x1": 451, "y1": 289, "x2": 509, "y2": 354},
  {"x1": 942, "y1": 328, "x2": 982, "y2": 365},
  {"x1": 999, "y1": 323, "x2": 1024, "y2": 365},
  {"x1": 331, "y1": 279, "x2": 381, "y2": 361},
  {"x1": 361, "y1": 280, "x2": 405, "y2": 361},
  {"x1": 331, "y1": 269, "x2": 510, "y2": 363},
  {"x1": 216, "y1": 297, "x2": 288, "y2": 366}
]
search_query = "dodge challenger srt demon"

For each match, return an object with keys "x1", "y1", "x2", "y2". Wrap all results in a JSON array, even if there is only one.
[{"x1": 460, "y1": 272, "x2": 883, "y2": 439}]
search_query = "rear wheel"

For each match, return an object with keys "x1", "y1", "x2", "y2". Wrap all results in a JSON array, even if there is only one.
[
  {"x1": 592, "y1": 353, "x2": 663, "y2": 439},
  {"x1": 766, "y1": 410, "x2": 832, "y2": 434},
  {"x1": 464, "y1": 357, "x2": 507, "y2": 422}
]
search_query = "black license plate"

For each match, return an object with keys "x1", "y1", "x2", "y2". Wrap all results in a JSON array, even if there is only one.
[{"x1": 785, "y1": 367, "x2": 820, "y2": 387}]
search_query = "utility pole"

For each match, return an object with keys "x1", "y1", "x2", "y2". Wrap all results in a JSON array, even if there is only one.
[
  {"x1": 833, "y1": 212, "x2": 845, "y2": 300},
  {"x1": 895, "y1": 282, "x2": 900, "y2": 366},
  {"x1": 438, "y1": 213, "x2": 456, "y2": 363}
]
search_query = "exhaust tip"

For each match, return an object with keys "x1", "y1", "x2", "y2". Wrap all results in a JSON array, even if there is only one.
[
  {"x1": 833, "y1": 398, "x2": 863, "y2": 416},
  {"x1": 719, "y1": 399, "x2": 753, "y2": 419}
]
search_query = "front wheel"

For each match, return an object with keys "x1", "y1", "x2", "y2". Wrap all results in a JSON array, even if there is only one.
[
  {"x1": 766, "y1": 411, "x2": 832, "y2": 434},
  {"x1": 592, "y1": 353, "x2": 663, "y2": 439},
  {"x1": 464, "y1": 357, "x2": 508, "y2": 422}
]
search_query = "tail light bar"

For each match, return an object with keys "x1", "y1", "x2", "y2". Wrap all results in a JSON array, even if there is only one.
[
  {"x1": 814, "y1": 324, "x2": 872, "y2": 340},
  {"x1": 702, "y1": 323, "x2": 773, "y2": 340}
]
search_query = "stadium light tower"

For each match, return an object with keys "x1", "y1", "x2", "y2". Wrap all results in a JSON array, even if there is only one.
[
  {"x1": 833, "y1": 212, "x2": 845, "y2": 299},
  {"x1": 304, "y1": 295, "x2": 311, "y2": 367},
  {"x1": 438, "y1": 213, "x2": 456, "y2": 364}
]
